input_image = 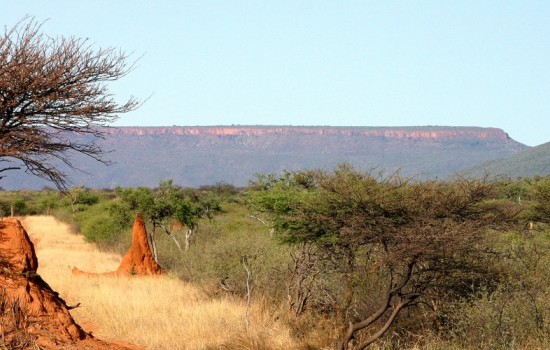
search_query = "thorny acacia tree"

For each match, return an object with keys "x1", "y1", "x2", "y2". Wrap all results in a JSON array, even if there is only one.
[
  {"x1": 249, "y1": 166, "x2": 516, "y2": 350},
  {"x1": 0, "y1": 18, "x2": 138, "y2": 189},
  {"x1": 115, "y1": 180, "x2": 221, "y2": 260}
]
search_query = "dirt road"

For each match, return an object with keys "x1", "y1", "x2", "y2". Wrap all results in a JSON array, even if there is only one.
[
  {"x1": 21, "y1": 215, "x2": 144, "y2": 350},
  {"x1": 19, "y1": 215, "x2": 294, "y2": 350}
]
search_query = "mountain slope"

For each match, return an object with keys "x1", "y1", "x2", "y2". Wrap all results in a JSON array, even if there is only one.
[
  {"x1": 465, "y1": 141, "x2": 550, "y2": 178},
  {"x1": 1, "y1": 126, "x2": 528, "y2": 189}
]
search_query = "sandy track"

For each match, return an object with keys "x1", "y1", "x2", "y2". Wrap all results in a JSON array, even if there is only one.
[
  {"x1": 22, "y1": 215, "x2": 122, "y2": 273},
  {"x1": 21, "y1": 215, "x2": 144, "y2": 350},
  {"x1": 19, "y1": 215, "x2": 296, "y2": 350}
]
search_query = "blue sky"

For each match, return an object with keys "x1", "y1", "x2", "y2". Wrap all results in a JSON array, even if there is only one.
[{"x1": 4, "y1": 1, "x2": 549, "y2": 146}]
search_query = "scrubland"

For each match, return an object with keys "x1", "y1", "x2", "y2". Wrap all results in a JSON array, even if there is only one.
[
  {"x1": 3, "y1": 174, "x2": 550, "y2": 349},
  {"x1": 22, "y1": 216, "x2": 298, "y2": 350}
]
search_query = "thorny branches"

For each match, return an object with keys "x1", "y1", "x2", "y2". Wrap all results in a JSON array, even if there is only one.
[{"x1": 0, "y1": 17, "x2": 139, "y2": 189}]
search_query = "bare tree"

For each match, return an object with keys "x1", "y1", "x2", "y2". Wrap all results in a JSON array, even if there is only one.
[{"x1": 0, "y1": 17, "x2": 139, "y2": 189}]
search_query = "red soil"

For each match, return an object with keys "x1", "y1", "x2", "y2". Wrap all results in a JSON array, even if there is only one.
[{"x1": 0, "y1": 218, "x2": 142, "y2": 349}]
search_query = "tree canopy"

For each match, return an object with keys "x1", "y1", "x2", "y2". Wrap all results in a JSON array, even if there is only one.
[
  {"x1": 248, "y1": 166, "x2": 517, "y2": 349},
  {"x1": 0, "y1": 17, "x2": 138, "y2": 189},
  {"x1": 115, "y1": 180, "x2": 222, "y2": 255}
]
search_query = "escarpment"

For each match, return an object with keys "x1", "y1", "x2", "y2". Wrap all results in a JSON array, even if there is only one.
[{"x1": 4, "y1": 125, "x2": 529, "y2": 190}]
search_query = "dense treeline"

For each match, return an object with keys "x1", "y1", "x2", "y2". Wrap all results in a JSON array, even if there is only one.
[{"x1": 1, "y1": 170, "x2": 550, "y2": 349}]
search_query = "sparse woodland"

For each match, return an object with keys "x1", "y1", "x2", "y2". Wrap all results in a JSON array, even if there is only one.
[
  {"x1": 1, "y1": 172, "x2": 550, "y2": 349},
  {"x1": 2, "y1": 16, "x2": 550, "y2": 350}
]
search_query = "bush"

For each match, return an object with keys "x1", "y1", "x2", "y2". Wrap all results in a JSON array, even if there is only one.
[
  {"x1": 74, "y1": 201, "x2": 132, "y2": 248},
  {"x1": 155, "y1": 202, "x2": 291, "y2": 303},
  {"x1": 426, "y1": 228, "x2": 550, "y2": 349},
  {"x1": 7, "y1": 177, "x2": 550, "y2": 349}
]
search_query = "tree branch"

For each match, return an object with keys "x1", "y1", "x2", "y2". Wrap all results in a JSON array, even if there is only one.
[{"x1": 0, "y1": 17, "x2": 139, "y2": 189}]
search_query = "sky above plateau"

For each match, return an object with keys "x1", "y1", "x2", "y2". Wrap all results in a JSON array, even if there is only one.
[{"x1": 3, "y1": 1, "x2": 550, "y2": 146}]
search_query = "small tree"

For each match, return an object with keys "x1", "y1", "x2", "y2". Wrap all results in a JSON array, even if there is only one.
[
  {"x1": 173, "y1": 188, "x2": 221, "y2": 250},
  {"x1": 0, "y1": 17, "x2": 138, "y2": 189},
  {"x1": 116, "y1": 180, "x2": 221, "y2": 259},
  {"x1": 38, "y1": 191, "x2": 59, "y2": 215},
  {"x1": 249, "y1": 166, "x2": 514, "y2": 349},
  {"x1": 65, "y1": 185, "x2": 99, "y2": 217}
]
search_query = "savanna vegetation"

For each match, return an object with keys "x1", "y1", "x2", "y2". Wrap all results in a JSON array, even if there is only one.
[
  {"x1": 2, "y1": 170, "x2": 550, "y2": 349},
  {"x1": 2, "y1": 15, "x2": 550, "y2": 350}
]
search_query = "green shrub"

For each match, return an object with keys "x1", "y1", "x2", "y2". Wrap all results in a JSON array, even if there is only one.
[
  {"x1": 74, "y1": 201, "x2": 132, "y2": 247},
  {"x1": 7, "y1": 178, "x2": 550, "y2": 349},
  {"x1": 155, "y1": 202, "x2": 291, "y2": 303}
]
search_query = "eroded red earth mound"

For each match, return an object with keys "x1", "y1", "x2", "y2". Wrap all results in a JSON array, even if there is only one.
[
  {"x1": 0, "y1": 218, "x2": 140, "y2": 349},
  {"x1": 117, "y1": 215, "x2": 163, "y2": 276}
]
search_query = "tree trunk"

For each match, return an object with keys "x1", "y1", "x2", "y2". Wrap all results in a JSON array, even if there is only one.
[
  {"x1": 158, "y1": 223, "x2": 183, "y2": 252},
  {"x1": 336, "y1": 249, "x2": 356, "y2": 344},
  {"x1": 337, "y1": 261, "x2": 417, "y2": 350},
  {"x1": 185, "y1": 229, "x2": 193, "y2": 251},
  {"x1": 243, "y1": 256, "x2": 253, "y2": 331},
  {"x1": 149, "y1": 224, "x2": 158, "y2": 263}
]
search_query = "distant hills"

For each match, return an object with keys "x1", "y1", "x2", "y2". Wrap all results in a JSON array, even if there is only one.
[
  {"x1": 0, "y1": 126, "x2": 536, "y2": 190},
  {"x1": 464, "y1": 141, "x2": 550, "y2": 178}
]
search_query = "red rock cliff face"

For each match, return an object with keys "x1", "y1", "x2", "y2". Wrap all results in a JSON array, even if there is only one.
[
  {"x1": 103, "y1": 126, "x2": 511, "y2": 141},
  {"x1": 2, "y1": 125, "x2": 527, "y2": 190}
]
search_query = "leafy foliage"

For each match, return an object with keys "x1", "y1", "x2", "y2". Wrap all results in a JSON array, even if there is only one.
[
  {"x1": 115, "y1": 180, "x2": 221, "y2": 231},
  {"x1": 529, "y1": 177, "x2": 550, "y2": 223},
  {"x1": 6, "y1": 172, "x2": 550, "y2": 349},
  {"x1": 248, "y1": 166, "x2": 516, "y2": 349}
]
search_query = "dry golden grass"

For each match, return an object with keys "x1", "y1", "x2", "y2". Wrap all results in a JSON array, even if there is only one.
[{"x1": 21, "y1": 216, "x2": 297, "y2": 350}]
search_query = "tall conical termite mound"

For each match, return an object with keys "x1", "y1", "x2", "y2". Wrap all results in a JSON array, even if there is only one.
[
  {"x1": 0, "y1": 217, "x2": 89, "y2": 348},
  {"x1": 72, "y1": 214, "x2": 163, "y2": 277},
  {"x1": 116, "y1": 214, "x2": 163, "y2": 276}
]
